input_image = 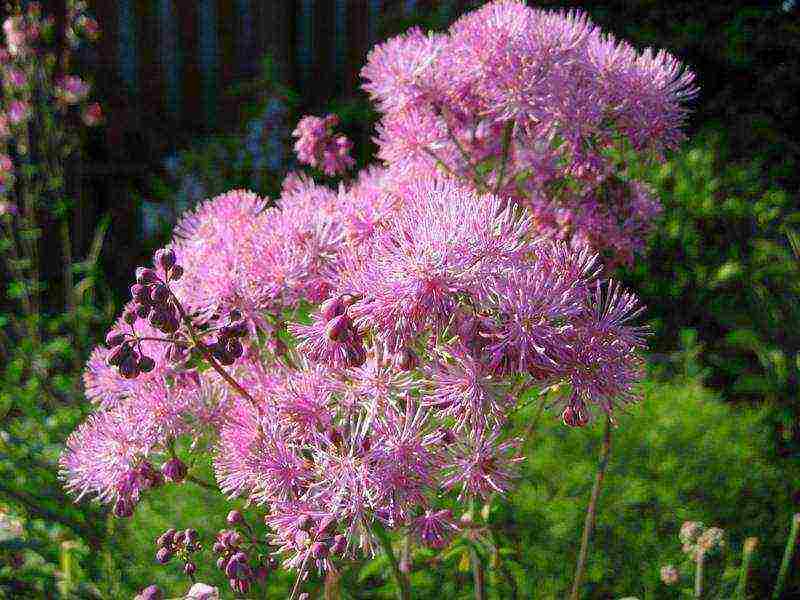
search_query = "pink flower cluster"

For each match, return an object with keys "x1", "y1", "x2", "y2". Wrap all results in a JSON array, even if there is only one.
[
  {"x1": 292, "y1": 114, "x2": 355, "y2": 176},
  {"x1": 361, "y1": 0, "x2": 696, "y2": 265},
  {"x1": 61, "y1": 2, "x2": 694, "y2": 594}
]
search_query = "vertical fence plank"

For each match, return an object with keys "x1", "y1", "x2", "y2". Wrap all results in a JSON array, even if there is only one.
[
  {"x1": 217, "y1": 0, "x2": 235, "y2": 129},
  {"x1": 296, "y1": 0, "x2": 314, "y2": 93},
  {"x1": 198, "y1": 0, "x2": 218, "y2": 130},
  {"x1": 118, "y1": 0, "x2": 138, "y2": 94},
  {"x1": 159, "y1": 0, "x2": 181, "y2": 120}
]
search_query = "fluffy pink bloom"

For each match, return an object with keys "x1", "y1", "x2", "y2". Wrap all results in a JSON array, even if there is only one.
[
  {"x1": 3, "y1": 67, "x2": 26, "y2": 89},
  {"x1": 3, "y1": 17, "x2": 28, "y2": 56},
  {"x1": 0, "y1": 154, "x2": 13, "y2": 184},
  {"x1": 410, "y1": 509, "x2": 459, "y2": 549},
  {"x1": 341, "y1": 178, "x2": 532, "y2": 350},
  {"x1": 293, "y1": 114, "x2": 355, "y2": 176}
]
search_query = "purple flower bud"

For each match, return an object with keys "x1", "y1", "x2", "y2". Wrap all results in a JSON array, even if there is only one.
[
  {"x1": 562, "y1": 405, "x2": 588, "y2": 428},
  {"x1": 151, "y1": 284, "x2": 169, "y2": 305},
  {"x1": 213, "y1": 541, "x2": 225, "y2": 554},
  {"x1": 113, "y1": 497, "x2": 134, "y2": 518},
  {"x1": 226, "y1": 510, "x2": 243, "y2": 525},
  {"x1": 131, "y1": 283, "x2": 151, "y2": 303},
  {"x1": 155, "y1": 547, "x2": 172, "y2": 564},
  {"x1": 216, "y1": 556, "x2": 228, "y2": 571},
  {"x1": 225, "y1": 558, "x2": 241, "y2": 579},
  {"x1": 298, "y1": 593, "x2": 310, "y2": 600},
  {"x1": 320, "y1": 297, "x2": 345, "y2": 321},
  {"x1": 161, "y1": 458, "x2": 187, "y2": 483},
  {"x1": 226, "y1": 339, "x2": 243, "y2": 360},
  {"x1": 106, "y1": 344, "x2": 130, "y2": 367},
  {"x1": 136, "y1": 268, "x2": 159, "y2": 285},
  {"x1": 184, "y1": 561, "x2": 197, "y2": 576},
  {"x1": 157, "y1": 528, "x2": 176, "y2": 548},
  {"x1": 331, "y1": 534, "x2": 347, "y2": 554},
  {"x1": 310, "y1": 542, "x2": 329, "y2": 559},
  {"x1": 174, "y1": 530, "x2": 187, "y2": 546},
  {"x1": 134, "y1": 584, "x2": 163, "y2": 600},
  {"x1": 231, "y1": 551, "x2": 248, "y2": 564},
  {"x1": 226, "y1": 531, "x2": 242, "y2": 547},
  {"x1": 106, "y1": 330, "x2": 126, "y2": 347},
  {"x1": 155, "y1": 248, "x2": 177, "y2": 271},
  {"x1": 325, "y1": 314, "x2": 350, "y2": 342},
  {"x1": 185, "y1": 529, "x2": 199, "y2": 544},
  {"x1": 118, "y1": 354, "x2": 140, "y2": 379},
  {"x1": 170, "y1": 265, "x2": 184, "y2": 281},
  {"x1": 231, "y1": 578, "x2": 251, "y2": 594},
  {"x1": 138, "y1": 355, "x2": 156, "y2": 373}
]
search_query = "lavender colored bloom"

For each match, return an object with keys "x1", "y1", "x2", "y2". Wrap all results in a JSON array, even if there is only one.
[{"x1": 410, "y1": 509, "x2": 458, "y2": 549}]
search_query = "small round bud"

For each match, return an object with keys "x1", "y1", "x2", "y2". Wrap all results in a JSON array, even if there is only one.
[
  {"x1": 183, "y1": 561, "x2": 196, "y2": 576},
  {"x1": 118, "y1": 354, "x2": 140, "y2": 379},
  {"x1": 227, "y1": 510, "x2": 243, "y2": 525},
  {"x1": 170, "y1": 265, "x2": 184, "y2": 281},
  {"x1": 157, "y1": 529, "x2": 176, "y2": 548},
  {"x1": 113, "y1": 497, "x2": 134, "y2": 518},
  {"x1": 331, "y1": 534, "x2": 347, "y2": 554},
  {"x1": 310, "y1": 541, "x2": 329, "y2": 559},
  {"x1": 161, "y1": 458, "x2": 187, "y2": 483},
  {"x1": 134, "y1": 585, "x2": 163, "y2": 600},
  {"x1": 231, "y1": 551, "x2": 248, "y2": 564},
  {"x1": 136, "y1": 268, "x2": 159, "y2": 285},
  {"x1": 212, "y1": 541, "x2": 225, "y2": 554},
  {"x1": 298, "y1": 593, "x2": 310, "y2": 600},
  {"x1": 174, "y1": 530, "x2": 187, "y2": 546},
  {"x1": 185, "y1": 529, "x2": 199, "y2": 544},
  {"x1": 106, "y1": 330, "x2": 126, "y2": 347},
  {"x1": 227, "y1": 531, "x2": 242, "y2": 547},
  {"x1": 155, "y1": 547, "x2": 172, "y2": 564},
  {"x1": 156, "y1": 248, "x2": 177, "y2": 271},
  {"x1": 320, "y1": 297, "x2": 345, "y2": 321},
  {"x1": 225, "y1": 558, "x2": 241, "y2": 579},
  {"x1": 106, "y1": 344, "x2": 130, "y2": 367},
  {"x1": 131, "y1": 283, "x2": 151, "y2": 303},
  {"x1": 138, "y1": 355, "x2": 156, "y2": 373},
  {"x1": 226, "y1": 339, "x2": 243, "y2": 360},
  {"x1": 216, "y1": 556, "x2": 228, "y2": 571},
  {"x1": 325, "y1": 314, "x2": 350, "y2": 342}
]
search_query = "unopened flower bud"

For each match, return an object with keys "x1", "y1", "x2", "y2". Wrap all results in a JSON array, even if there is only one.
[
  {"x1": 131, "y1": 283, "x2": 151, "y2": 303},
  {"x1": 138, "y1": 355, "x2": 156, "y2": 373},
  {"x1": 136, "y1": 268, "x2": 159, "y2": 285},
  {"x1": 134, "y1": 585, "x2": 163, "y2": 600},
  {"x1": 118, "y1": 354, "x2": 140, "y2": 379},
  {"x1": 170, "y1": 265, "x2": 184, "y2": 281},
  {"x1": 106, "y1": 344, "x2": 130, "y2": 366},
  {"x1": 185, "y1": 529, "x2": 199, "y2": 544},
  {"x1": 216, "y1": 556, "x2": 228, "y2": 571},
  {"x1": 151, "y1": 284, "x2": 169, "y2": 305},
  {"x1": 325, "y1": 314, "x2": 350, "y2": 342},
  {"x1": 161, "y1": 457, "x2": 187, "y2": 483},
  {"x1": 331, "y1": 534, "x2": 347, "y2": 554},
  {"x1": 227, "y1": 510, "x2": 243, "y2": 525},
  {"x1": 157, "y1": 529, "x2": 176, "y2": 548},
  {"x1": 113, "y1": 497, "x2": 134, "y2": 518},
  {"x1": 226, "y1": 339, "x2": 243, "y2": 360},
  {"x1": 184, "y1": 561, "x2": 197, "y2": 576},
  {"x1": 155, "y1": 547, "x2": 172, "y2": 564},
  {"x1": 320, "y1": 297, "x2": 345, "y2": 321},
  {"x1": 155, "y1": 248, "x2": 177, "y2": 271},
  {"x1": 106, "y1": 330, "x2": 126, "y2": 347},
  {"x1": 310, "y1": 541, "x2": 329, "y2": 559}
]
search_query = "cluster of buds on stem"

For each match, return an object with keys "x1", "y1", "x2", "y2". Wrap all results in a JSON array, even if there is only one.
[
  {"x1": 202, "y1": 309, "x2": 247, "y2": 366},
  {"x1": 155, "y1": 527, "x2": 202, "y2": 579},
  {"x1": 319, "y1": 294, "x2": 366, "y2": 367},
  {"x1": 212, "y1": 523, "x2": 270, "y2": 595}
]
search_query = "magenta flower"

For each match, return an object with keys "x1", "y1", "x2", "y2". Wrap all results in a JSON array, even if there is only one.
[
  {"x1": 292, "y1": 114, "x2": 355, "y2": 176},
  {"x1": 7, "y1": 100, "x2": 31, "y2": 124},
  {"x1": 410, "y1": 509, "x2": 459, "y2": 549},
  {"x1": 55, "y1": 75, "x2": 90, "y2": 104}
]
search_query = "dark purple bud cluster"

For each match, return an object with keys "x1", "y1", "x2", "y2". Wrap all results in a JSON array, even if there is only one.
[
  {"x1": 211, "y1": 528, "x2": 269, "y2": 595},
  {"x1": 161, "y1": 457, "x2": 187, "y2": 483},
  {"x1": 155, "y1": 527, "x2": 201, "y2": 577},
  {"x1": 105, "y1": 249, "x2": 189, "y2": 378},
  {"x1": 320, "y1": 295, "x2": 366, "y2": 366},
  {"x1": 203, "y1": 309, "x2": 247, "y2": 366}
]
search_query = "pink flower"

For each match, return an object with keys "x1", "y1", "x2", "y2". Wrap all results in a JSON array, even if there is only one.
[
  {"x1": 7, "y1": 100, "x2": 31, "y2": 124},
  {"x1": 3, "y1": 17, "x2": 28, "y2": 56},
  {"x1": 292, "y1": 114, "x2": 355, "y2": 176},
  {"x1": 0, "y1": 154, "x2": 14, "y2": 184},
  {"x1": 410, "y1": 509, "x2": 459, "y2": 549},
  {"x1": 3, "y1": 67, "x2": 26, "y2": 89},
  {"x1": 56, "y1": 75, "x2": 91, "y2": 104}
]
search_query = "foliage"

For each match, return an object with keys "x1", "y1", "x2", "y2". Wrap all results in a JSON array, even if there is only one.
[{"x1": 621, "y1": 126, "x2": 800, "y2": 443}]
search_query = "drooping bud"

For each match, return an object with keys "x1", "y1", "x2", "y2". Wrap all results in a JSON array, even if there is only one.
[
  {"x1": 325, "y1": 314, "x2": 350, "y2": 342},
  {"x1": 113, "y1": 497, "x2": 134, "y2": 518},
  {"x1": 157, "y1": 528, "x2": 176, "y2": 548},
  {"x1": 106, "y1": 330, "x2": 126, "y2": 347},
  {"x1": 155, "y1": 547, "x2": 172, "y2": 564},
  {"x1": 136, "y1": 268, "x2": 159, "y2": 285},
  {"x1": 155, "y1": 248, "x2": 177, "y2": 271},
  {"x1": 138, "y1": 355, "x2": 156, "y2": 373},
  {"x1": 310, "y1": 542, "x2": 329, "y2": 559},
  {"x1": 161, "y1": 458, "x2": 187, "y2": 483},
  {"x1": 184, "y1": 561, "x2": 197, "y2": 576},
  {"x1": 227, "y1": 510, "x2": 243, "y2": 525},
  {"x1": 170, "y1": 265, "x2": 184, "y2": 281},
  {"x1": 320, "y1": 296, "x2": 345, "y2": 321},
  {"x1": 118, "y1": 354, "x2": 140, "y2": 379}
]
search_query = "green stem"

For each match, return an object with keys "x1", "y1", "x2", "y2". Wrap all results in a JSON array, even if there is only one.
[
  {"x1": 735, "y1": 538, "x2": 758, "y2": 600},
  {"x1": 373, "y1": 521, "x2": 411, "y2": 600},
  {"x1": 569, "y1": 418, "x2": 612, "y2": 600},
  {"x1": 494, "y1": 121, "x2": 514, "y2": 195},
  {"x1": 469, "y1": 497, "x2": 486, "y2": 600},
  {"x1": 694, "y1": 551, "x2": 705, "y2": 599},
  {"x1": 772, "y1": 513, "x2": 800, "y2": 599}
]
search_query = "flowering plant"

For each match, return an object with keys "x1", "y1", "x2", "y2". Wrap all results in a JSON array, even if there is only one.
[{"x1": 60, "y1": 2, "x2": 696, "y2": 598}]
